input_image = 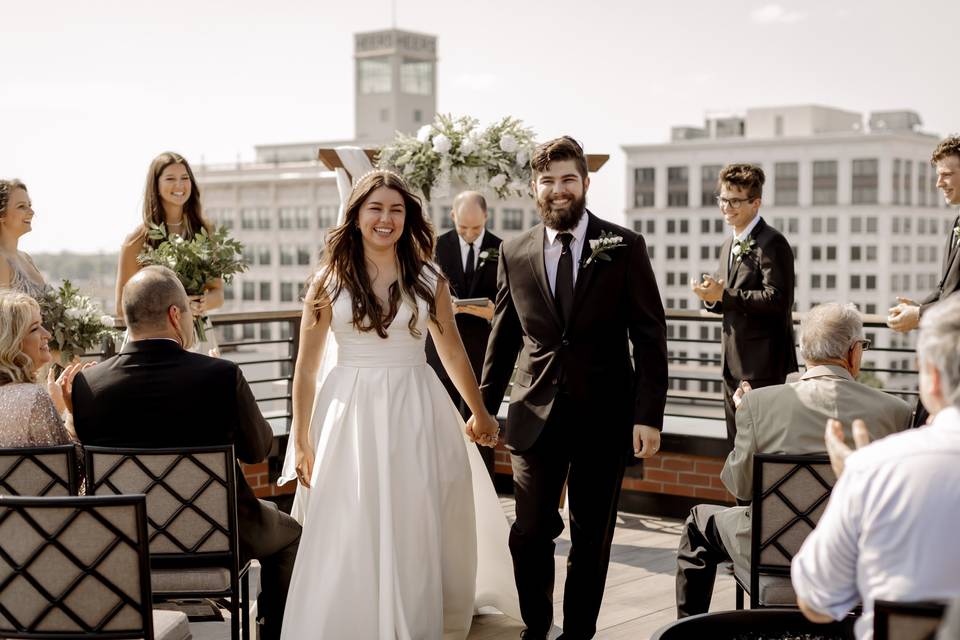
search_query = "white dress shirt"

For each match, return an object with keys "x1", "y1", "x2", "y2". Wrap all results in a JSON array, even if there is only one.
[
  {"x1": 544, "y1": 212, "x2": 589, "y2": 294},
  {"x1": 458, "y1": 228, "x2": 485, "y2": 272},
  {"x1": 791, "y1": 406, "x2": 960, "y2": 639},
  {"x1": 729, "y1": 214, "x2": 762, "y2": 270}
]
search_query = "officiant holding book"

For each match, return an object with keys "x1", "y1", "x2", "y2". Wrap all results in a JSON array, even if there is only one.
[{"x1": 426, "y1": 190, "x2": 502, "y2": 479}]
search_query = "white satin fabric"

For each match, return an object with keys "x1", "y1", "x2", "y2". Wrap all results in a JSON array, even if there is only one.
[{"x1": 278, "y1": 270, "x2": 520, "y2": 639}]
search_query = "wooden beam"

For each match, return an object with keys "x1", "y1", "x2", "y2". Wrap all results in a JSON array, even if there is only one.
[{"x1": 318, "y1": 148, "x2": 610, "y2": 173}]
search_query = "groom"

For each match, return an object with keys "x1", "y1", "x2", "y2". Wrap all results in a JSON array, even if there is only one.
[{"x1": 476, "y1": 136, "x2": 668, "y2": 639}]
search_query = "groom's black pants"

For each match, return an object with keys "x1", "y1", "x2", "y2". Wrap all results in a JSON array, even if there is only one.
[{"x1": 509, "y1": 392, "x2": 627, "y2": 639}]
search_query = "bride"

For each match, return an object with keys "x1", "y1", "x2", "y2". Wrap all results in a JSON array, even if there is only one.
[{"x1": 279, "y1": 169, "x2": 519, "y2": 639}]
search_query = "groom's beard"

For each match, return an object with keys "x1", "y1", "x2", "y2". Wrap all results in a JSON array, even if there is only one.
[{"x1": 537, "y1": 191, "x2": 586, "y2": 232}]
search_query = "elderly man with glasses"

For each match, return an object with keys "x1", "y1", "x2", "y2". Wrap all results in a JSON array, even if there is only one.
[{"x1": 674, "y1": 302, "x2": 910, "y2": 618}]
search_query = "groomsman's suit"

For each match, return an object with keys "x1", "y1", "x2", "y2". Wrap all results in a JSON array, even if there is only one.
[
  {"x1": 912, "y1": 210, "x2": 960, "y2": 427},
  {"x1": 71, "y1": 341, "x2": 301, "y2": 640},
  {"x1": 480, "y1": 210, "x2": 668, "y2": 638},
  {"x1": 426, "y1": 226, "x2": 502, "y2": 478},
  {"x1": 707, "y1": 216, "x2": 798, "y2": 449}
]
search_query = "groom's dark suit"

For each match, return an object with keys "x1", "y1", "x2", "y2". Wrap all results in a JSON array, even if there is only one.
[
  {"x1": 71, "y1": 340, "x2": 301, "y2": 640},
  {"x1": 708, "y1": 218, "x2": 797, "y2": 449},
  {"x1": 480, "y1": 211, "x2": 668, "y2": 638}
]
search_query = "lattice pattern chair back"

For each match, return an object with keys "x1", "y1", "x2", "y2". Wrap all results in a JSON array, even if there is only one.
[
  {"x1": 0, "y1": 445, "x2": 79, "y2": 497},
  {"x1": 84, "y1": 446, "x2": 235, "y2": 561},
  {"x1": 748, "y1": 453, "x2": 835, "y2": 607},
  {"x1": 0, "y1": 494, "x2": 154, "y2": 638},
  {"x1": 874, "y1": 599, "x2": 946, "y2": 640}
]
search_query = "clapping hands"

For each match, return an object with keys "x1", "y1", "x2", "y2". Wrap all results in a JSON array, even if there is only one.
[
  {"x1": 465, "y1": 412, "x2": 500, "y2": 448},
  {"x1": 824, "y1": 418, "x2": 871, "y2": 477},
  {"x1": 46, "y1": 360, "x2": 96, "y2": 416},
  {"x1": 690, "y1": 274, "x2": 724, "y2": 304}
]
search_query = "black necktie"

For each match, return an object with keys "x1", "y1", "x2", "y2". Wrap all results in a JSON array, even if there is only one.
[
  {"x1": 464, "y1": 242, "x2": 475, "y2": 288},
  {"x1": 555, "y1": 232, "x2": 575, "y2": 322}
]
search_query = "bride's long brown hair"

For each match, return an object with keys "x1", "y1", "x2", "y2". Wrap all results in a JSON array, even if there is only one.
[{"x1": 311, "y1": 170, "x2": 442, "y2": 338}]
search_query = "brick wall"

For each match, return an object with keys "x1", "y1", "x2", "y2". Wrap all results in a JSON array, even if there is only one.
[{"x1": 242, "y1": 462, "x2": 296, "y2": 499}]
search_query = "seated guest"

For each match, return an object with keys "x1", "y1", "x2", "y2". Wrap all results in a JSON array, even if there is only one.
[
  {"x1": 0, "y1": 290, "x2": 81, "y2": 448},
  {"x1": 792, "y1": 295, "x2": 960, "y2": 639},
  {"x1": 675, "y1": 302, "x2": 911, "y2": 617},
  {"x1": 70, "y1": 266, "x2": 300, "y2": 640}
]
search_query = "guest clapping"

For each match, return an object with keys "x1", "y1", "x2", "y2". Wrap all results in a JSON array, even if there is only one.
[
  {"x1": 0, "y1": 180, "x2": 49, "y2": 298},
  {"x1": 115, "y1": 152, "x2": 223, "y2": 317}
]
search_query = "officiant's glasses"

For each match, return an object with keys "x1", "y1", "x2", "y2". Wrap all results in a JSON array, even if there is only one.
[
  {"x1": 716, "y1": 196, "x2": 756, "y2": 209},
  {"x1": 853, "y1": 338, "x2": 872, "y2": 351}
]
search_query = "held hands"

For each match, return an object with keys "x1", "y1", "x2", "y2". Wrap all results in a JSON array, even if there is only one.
[
  {"x1": 824, "y1": 418, "x2": 871, "y2": 478},
  {"x1": 887, "y1": 297, "x2": 920, "y2": 333},
  {"x1": 690, "y1": 275, "x2": 724, "y2": 304},
  {"x1": 453, "y1": 299, "x2": 495, "y2": 321},
  {"x1": 633, "y1": 424, "x2": 660, "y2": 458},
  {"x1": 294, "y1": 438, "x2": 315, "y2": 489},
  {"x1": 465, "y1": 412, "x2": 500, "y2": 448},
  {"x1": 189, "y1": 294, "x2": 208, "y2": 316},
  {"x1": 732, "y1": 381, "x2": 753, "y2": 410}
]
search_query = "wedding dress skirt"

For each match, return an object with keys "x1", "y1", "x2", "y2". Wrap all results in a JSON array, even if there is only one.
[{"x1": 278, "y1": 275, "x2": 520, "y2": 639}]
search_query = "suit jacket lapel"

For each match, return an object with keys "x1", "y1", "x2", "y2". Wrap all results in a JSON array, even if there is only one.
[
  {"x1": 468, "y1": 233, "x2": 497, "y2": 297},
  {"x1": 941, "y1": 218, "x2": 959, "y2": 284},
  {"x1": 729, "y1": 219, "x2": 765, "y2": 286},
  {"x1": 571, "y1": 212, "x2": 602, "y2": 316},
  {"x1": 719, "y1": 236, "x2": 732, "y2": 286},
  {"x1": 526, "y1": 226, "x2": 563, "y2": 330}
]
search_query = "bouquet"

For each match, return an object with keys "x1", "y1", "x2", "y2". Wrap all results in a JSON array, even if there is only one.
[
  {"x1": 39, "y1": 280, "x2": 118, "y2": 364},
  {"x1": 377, "y1": 114, "x2": 537, "y2": 201},
  {"x1": 137, "y1": 223, "x2": 249, "y2": 341}
]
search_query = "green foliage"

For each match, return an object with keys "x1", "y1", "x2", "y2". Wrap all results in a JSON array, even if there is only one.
[{"x1": 39, "y1": 280, "x2": 118, "y2": 363}]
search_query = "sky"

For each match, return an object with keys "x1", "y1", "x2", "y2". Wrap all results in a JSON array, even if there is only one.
[{"x1": 3, "y1": 0, "x2": 958, "y2": 253}]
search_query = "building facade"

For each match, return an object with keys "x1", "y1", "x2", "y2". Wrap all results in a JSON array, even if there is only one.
[{"x1": 623, "y1": 105, "x2": 951, "y2": 397}]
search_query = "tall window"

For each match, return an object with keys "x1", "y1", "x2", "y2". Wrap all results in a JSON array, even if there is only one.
[
  {"x1": 280, "y1": 245, "x2": 294, "y2": 266},
  {"x1": 259, "y1": 282, "x2": 272, "y2": 301},
  {"x1": 774, "y1": 162, "x2": 799, "y2": 206},
  {"x1": 904, "y1": 160, "x2": 913, "y2": 205},
  {"x1": 256, "y1": 208, "x2": 272, "y2": 229},
  {"x1": 634, "y1": 168, "x2": 655, "y2": 207},
  {"x1": 502, "y1": 208, "x2": 523, "y2": 230},
  {"x1": 919, "y1": 164, "x2": 928, "y2": 206},
  {"x1": 317, "y1": 206, "x2": 337, "y2": 229},
  {"x1": 852, "y1": 159, "x2": 879, "y2": 204},
  {"x1": 297, "y1": 246, "x2": 311, "y2": 266},
  {"x1": 401, "y1": 59, "x2": 432, "y2": 95},
  {"x1": 278, "y1": 207, "x2": 295, "y2": 229},
  {"x1": 258, "y1": 246, "x2": 272, "y2": 266},
  {"x1": 218, "y1": 209, "x2": 235, "y2": 230},
  {"x1": 667, "y1": 166, "x2": 689, "y2": 207},
  {"x1": 242, "y1": 282, "x2": 255, "y2": 301},
  {"x1": 295, "y1": 207, "x2": 311, "y2": 229},
  {"x1": 892, "y1": 159, "x2": 902, "y2": 205},
  {"x1": 812, "y1": 160, "x2": 837, "y2": 205},
  {"x1": 701, "y1": 164, "x2": 721, "y2": 207},
  {"x1": 240, "y1": 208, "x2": 255, "y2": 230},
  {"x1": 359, "y1": 57, "x2": 391, "y2": 94},
  {"x1": 280, "y1": 283, "x2": 295, "y2": 303}
]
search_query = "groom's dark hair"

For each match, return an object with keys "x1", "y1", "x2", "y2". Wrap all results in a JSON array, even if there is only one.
[{"x1": 531, "y1": 136, "x2": 588, "y2": 179}]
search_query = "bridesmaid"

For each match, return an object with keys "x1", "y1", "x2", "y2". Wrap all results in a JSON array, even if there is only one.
[
  {"x1": 0, "y1": 179, "x2": 50, "y2": 298},
  {"x1": 115, "y1": 152, "x2": 224, "y2": 347}
]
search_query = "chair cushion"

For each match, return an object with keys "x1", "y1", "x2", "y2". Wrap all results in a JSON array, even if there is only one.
[
  {"x1": 152, "y1": 609, "x2": 191, "y2": 640},
  {"x1": 152, "y1": 567, "x2": 231, "y2": 594},
  {"x1": 733, "y1": 563, "x2": 797, "y2": 606}
]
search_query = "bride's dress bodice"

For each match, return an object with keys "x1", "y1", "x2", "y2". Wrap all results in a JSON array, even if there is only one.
[{"x1": 329, "y1": 289, "x2": 428, "y2": 368}]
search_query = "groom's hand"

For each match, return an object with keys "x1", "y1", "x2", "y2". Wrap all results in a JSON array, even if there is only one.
[{"x1": 633, "y1": 424, "x2": 660, "y2": 459}]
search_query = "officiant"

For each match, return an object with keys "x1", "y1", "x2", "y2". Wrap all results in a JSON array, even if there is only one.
[{"x1": 426, "y1": 190, "x2": 502, "y2": 479}]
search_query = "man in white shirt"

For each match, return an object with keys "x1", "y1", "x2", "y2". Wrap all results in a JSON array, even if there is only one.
[{"x1": 792, "y1": 294, "x2": 960, "y2": 639}]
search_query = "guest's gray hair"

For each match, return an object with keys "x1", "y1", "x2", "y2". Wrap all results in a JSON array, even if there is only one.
[
  {"x1": 122, "y1": 266, "x2": 189, "y2": 333},
  {"x1": 917, "y1": 294, "x2": 960, "y2": 407},
  {"x1": 799, "y1": 303, "x2": 864, "y2": 363}
]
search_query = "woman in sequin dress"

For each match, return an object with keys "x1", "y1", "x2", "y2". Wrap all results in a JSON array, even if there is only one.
[
  {"x1": 0, "y1": 179, "x2": 51, "y2": 300},
  {"x1": 115, "y1": 152, "x2": 224, "y2": 353},
  {"x1": 0, "y1": 291, "x2": 86, "y2": 450}
]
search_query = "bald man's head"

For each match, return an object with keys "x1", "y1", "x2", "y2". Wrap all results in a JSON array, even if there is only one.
[
  {"x1": 123, "y1": 266, "x2": 194, "y2": 345},
  {"x1": 451, "y1": 191, "x2": 487, "y2": 244}
]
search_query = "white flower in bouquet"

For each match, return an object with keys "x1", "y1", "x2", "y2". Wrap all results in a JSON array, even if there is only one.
[
  {"x1": 508, "y1": 179, "x2": 528, "y2": 194},
  {"x1": 432, "y1": 133, "x2": 452, "y2": 155},
  {"x1": 417, "y1": 124, "x2": 433, "y2": 143},
  {"x1": 516, "y1": 149, "x2": 529, "y2": 167},
  {"x1": 499, "y1": 134, "x2": 519, "y2": 153},
  {"x1": 489, "y1": 173, "x2": 508, "y2": 189},
  {"x1": 99, "y1": 314, "x2": 116, "y2": 328},
  {"x1": 459, "y1": 137, "x2": 478, "y2": 156},
  {"x1": 64, "y1": 307, "x2": 84, "y2": 320}
]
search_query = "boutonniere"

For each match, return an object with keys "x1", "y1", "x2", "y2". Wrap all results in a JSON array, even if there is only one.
[
  {"x1": 478, "y1": 247, "x2": 499, "y2": 265},
  {"x1": 731, "y1": 237, "x2": 757, "y2": 263},
  {"x1": 953, "y1": 223, "x2": 960, "y2": 246},
  {"x1": 583, "y1": 231, "x2": 627, "y2": 267}
]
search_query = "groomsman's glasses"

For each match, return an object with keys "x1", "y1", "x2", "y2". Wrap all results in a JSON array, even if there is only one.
[
  {"x1": 716, "y1": 196, "x2": 757, "y2": 209},
  {"x1": 853, "y1": 338, "x2": 872, "y2": 351}
]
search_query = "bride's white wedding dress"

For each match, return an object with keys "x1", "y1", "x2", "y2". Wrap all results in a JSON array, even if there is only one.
[{"x1": 278, "y1": 269, "x2": 520, "y2": 639}]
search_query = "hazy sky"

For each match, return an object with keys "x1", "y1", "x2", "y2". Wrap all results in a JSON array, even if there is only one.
[{"x1": 4, "y1": 0, "x2": 958, "y2": 253}]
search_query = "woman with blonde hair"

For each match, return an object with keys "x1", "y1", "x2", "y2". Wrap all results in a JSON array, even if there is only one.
[
  {"x1": 0, "y1": 179, "x2": 50, "y2": 299},
  {"x1": 115, "y1": 152, "x2": 224, "y2": 321},
  {"x1": 0, "y1": 291, "x2": 85, "y2": 449}
]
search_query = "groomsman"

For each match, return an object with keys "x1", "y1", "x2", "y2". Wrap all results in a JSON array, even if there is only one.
[
  {"x1": 691, "y1": 163, "x2": 797, "y2": 450},
  {"x1": 478, "y1": 137, "x2": 667, "y2": 639},
  {"x1": 426, "y1": 190, "x2": 502, "y2": 478},
  {"x1": 888, "y1": 135, "x2": 960, "y2": 427}
]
